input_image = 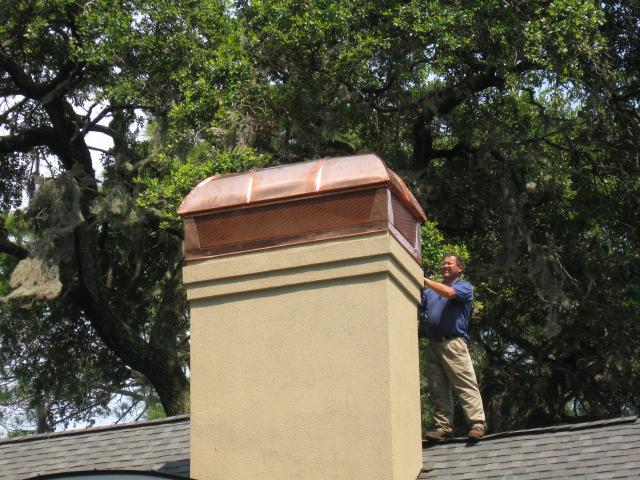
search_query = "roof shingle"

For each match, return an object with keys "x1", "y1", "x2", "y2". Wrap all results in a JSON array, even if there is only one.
[
  {"x1": 2, "y1": 414, "x2": 638, "y2": 479},
  {"x1": 420, "y1": 416, "x2": 640, "y2": 479},
  {"x1": 0, "y1": 416, "x2": 189, "y2": 480}
]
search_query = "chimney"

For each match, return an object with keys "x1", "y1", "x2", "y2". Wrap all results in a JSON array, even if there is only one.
[{"x1": 179, "y1": 154, "x2": 426, "y2": 480}]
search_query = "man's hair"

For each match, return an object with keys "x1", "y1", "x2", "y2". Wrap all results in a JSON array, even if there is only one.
[{"x1": 443, "y1": 253, "x2": 465, "y2": 270}]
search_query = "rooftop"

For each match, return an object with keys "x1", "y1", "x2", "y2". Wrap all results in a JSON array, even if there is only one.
[
  {"x1": 2, "y1": 415, "x2": 638, "y2": 479},
  {"x1": 421, "y1": 416, "x2": 640, "y2": 479},
  {"x1": 0, "y1": 416, "x2": 189, "y2": 480}
]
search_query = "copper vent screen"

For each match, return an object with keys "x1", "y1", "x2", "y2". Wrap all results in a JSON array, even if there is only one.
[
  {"x1": 391, "y1": 193, "x2": 419, "y2": 248},
  {"x1": 191, "y1": 188, "x2": 389, "y2": 257}
]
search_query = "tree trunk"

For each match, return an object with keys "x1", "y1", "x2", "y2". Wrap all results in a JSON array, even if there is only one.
[
  {"x1": 149, "y1": 365, "x2": 191, "y2": 416},
  {"x1": 45, "y1": 95, "x2": 191, "y2": 416},
  {"x1": 412, "y1": 113, "x2": 432, "y2": 169}
]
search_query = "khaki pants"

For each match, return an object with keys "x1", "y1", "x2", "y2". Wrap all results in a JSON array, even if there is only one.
[{"x1": 425, "y1": 337, "x2": 485, "y2": 432}]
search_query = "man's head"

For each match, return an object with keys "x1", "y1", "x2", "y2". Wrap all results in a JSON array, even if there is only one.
[{"x1": 441, "y1": 254, "x2": 464, "y2": 284}]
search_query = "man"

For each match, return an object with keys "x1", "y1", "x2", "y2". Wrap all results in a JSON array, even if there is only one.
[{"x1": 422, "y1": 254, "x2": 486, "y2": 441}]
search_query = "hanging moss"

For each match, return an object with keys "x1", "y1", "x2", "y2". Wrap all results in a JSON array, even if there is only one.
[{"x1": 4, "y1": 257, "x2": 62, "y2": 303}]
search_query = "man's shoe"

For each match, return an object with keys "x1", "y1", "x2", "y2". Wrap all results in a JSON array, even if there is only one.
[
  {"x1": 467, "y1": 425, "x2": 486, "y2": 441},
  {"x1": 425, "y1": 429, "x2": 453, "y2": 442}
]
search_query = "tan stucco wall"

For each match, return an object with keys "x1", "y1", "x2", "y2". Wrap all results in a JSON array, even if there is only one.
[
  {"x1": 387, "y1": 278, "x2": 424, "y2": 479},
  {"x1": 185, "y1": 232, "x2": 423, "y2": 480}
]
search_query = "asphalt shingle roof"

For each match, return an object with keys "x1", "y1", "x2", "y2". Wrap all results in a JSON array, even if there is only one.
[
  {"x1": 0, "y1": 415, "x2": 189, "y2": 480},
  {"x1": 2, "y1": 414, "x2": 638, "y2": 479},
  {"x1": 420, "y1": 416, "x2": 640, "y2": 479}
]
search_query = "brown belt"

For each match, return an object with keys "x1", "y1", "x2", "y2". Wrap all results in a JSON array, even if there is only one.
[{"x1": 430, "y1": 335, "x2": 460, "y2": 342}]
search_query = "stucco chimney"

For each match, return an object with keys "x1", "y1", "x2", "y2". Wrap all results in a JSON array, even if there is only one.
[{"x1": 179, "y1": 153, "x2": 426, "y2": 480}]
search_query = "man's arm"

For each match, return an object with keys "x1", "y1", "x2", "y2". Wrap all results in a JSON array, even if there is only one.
[{"x1": 423, "y1": 278, "x2": 457, "y2": 299}]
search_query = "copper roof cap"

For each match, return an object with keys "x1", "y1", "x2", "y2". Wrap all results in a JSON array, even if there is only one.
[{"x1": 178, "y1": 153, "x2": 426, "y2": 220}]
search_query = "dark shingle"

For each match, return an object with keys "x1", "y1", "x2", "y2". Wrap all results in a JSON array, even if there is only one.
[
  {"x1": 2, "y1": 414, "x2": 638, "y2": 479},
  {"x1": 0, "y1": 416, "x2": 189, "y2": 480},
  {"x1": 421, "y1": 416, "x2": 640, "y2": 479}
]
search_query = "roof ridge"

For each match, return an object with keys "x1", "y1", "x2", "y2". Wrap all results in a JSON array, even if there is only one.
[
  {"x1": 423, "y1": 415, "x2": 638, "y2": 447},
  {"x1": 0, "y1": 414, "x2": 190, "y2": 445}
]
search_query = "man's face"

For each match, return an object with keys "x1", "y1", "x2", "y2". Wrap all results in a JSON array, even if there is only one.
[{"x1": 441, "y1": 256, "x2": 463, "y2": 282}]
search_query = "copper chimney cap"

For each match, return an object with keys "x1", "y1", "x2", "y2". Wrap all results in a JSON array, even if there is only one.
[{"x1": 177, "y1": 153, "x2": 426, "y2": 221}]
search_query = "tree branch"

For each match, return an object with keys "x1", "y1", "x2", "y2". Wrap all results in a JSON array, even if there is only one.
[
  {"x1": 0, "y1": 97, "x2": 27, "y2": 124},
  {"x1": 431, "y1": 142, "x2": 478, "y2": 160},
  {"x1": 0, "y1": 51, "x2": 47, "y2": 98},
  {"x1": 0, "y1": 127, "x2": 59, "y2": 154},
  {"x1": 88, "y1": 146, "x2": 111, "y2": 155},
  {"x1": 421, "y1": 68, "x2": 506, "y2": 119},
  {"x1": 0, "y1": 237, "x2": 29, "y2": 259},
  {"x1": 81, "y1": 104, "x2": 149, "y2": 138},
  {"x1": 1, "y1": 48, "x2": 83, "y2": 108},
  {"x1": 88, "y1": 124, "x2": 117, "y2": 139}
]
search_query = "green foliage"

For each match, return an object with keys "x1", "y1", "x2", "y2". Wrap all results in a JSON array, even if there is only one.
[
  {"x1": 235, "y1": 0, "x2": 640, "y2": 432},
  {"x1": 136, "y1": 145, "x2": 271, "y2": 226},
  {"x1": 230, "y1": 0, "x2": 607, "y2": 168},
  {"x1": 144, "y1": 401, "x2": 167, "y2": 421},
  {"x1": 0, "y1": 0, "x2": 233, "y2": 428},
  {"x1": 1, "y1": 0, "x2": 639, "y2": 435},
  {"x1": 421, "y1": 220, "x2": 469, "y2": 279}
]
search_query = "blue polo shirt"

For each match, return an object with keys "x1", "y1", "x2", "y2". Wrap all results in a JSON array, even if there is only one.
[{"x1": 421, "y1": 279, "x2": 473, "y2": 343}]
